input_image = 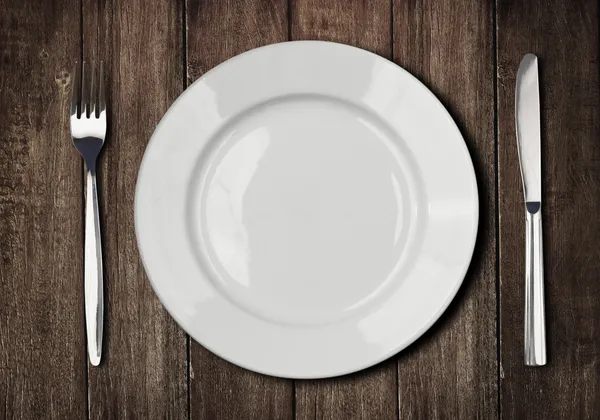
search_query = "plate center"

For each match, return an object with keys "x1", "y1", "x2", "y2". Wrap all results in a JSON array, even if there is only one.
[{"x1": 191, "y1": 95, "x2": 419, "y2": 325}]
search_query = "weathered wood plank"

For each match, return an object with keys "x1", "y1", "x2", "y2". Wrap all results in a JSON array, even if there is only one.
[
  {"x1": 291, "y1": 1, "x2": 398, "y2": 419},
  {"x1": 497, "y1": 0, "x2": 600, "y2": 418},
  {"x1": 186, "y1": 1, "x2": 294, "y2": 419},
  {"x1": 186, "y1": 0, "x2": 289, "y2": 84},
  {"x1": 82, "y1": 0, "x2": 188, "y2": 418},
  {"x1": 291, "y1": 0, "x2": 391, "y2": 56},
  {"x1": 295, "y1": 362, "x2": 398, "y2": 420},
  {"x1": 394, "y1": 0, "x2": 498, "y2": 418},
  {"x1": 0, "y1": 0, "x2": 86, "y2": 418}
]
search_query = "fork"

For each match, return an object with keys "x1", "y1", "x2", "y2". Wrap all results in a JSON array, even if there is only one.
[{"x1": 70, "y1": 62, "x2": 106, "y2": 366}]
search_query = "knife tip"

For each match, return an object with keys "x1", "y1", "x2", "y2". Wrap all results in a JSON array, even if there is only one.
[
  {"x1": 518, "y1": 53, "x2": 538, "y2": 80},
  {"x1": 520, "y1": 53, "x2": 538, "y2": 66}
]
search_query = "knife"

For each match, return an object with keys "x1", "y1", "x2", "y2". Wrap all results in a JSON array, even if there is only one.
[{"x1": 516, "y1": 53, "x2": 546, "y2": 366}]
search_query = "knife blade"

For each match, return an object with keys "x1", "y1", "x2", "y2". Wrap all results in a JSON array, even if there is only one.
[
  {"x1": 516, "y1": 53, "x2": 541, "y2": 207},
  {"x1": 515, "y1": 53, "x2": 546, "y2": 366}
]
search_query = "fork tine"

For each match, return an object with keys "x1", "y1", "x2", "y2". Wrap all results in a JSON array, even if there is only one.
[
  {"x1": 81, "y1": 61, "x2": 88, "y2": 117},
  {"x1": 98, "y1": 61, "x2": 106, "y2": 113},
  {"x1": 89, "y1": 63, "x2": 97, "y2": 117},
  {"x1": 71, "y1": 61, "x2": 80, "y2": 117}
]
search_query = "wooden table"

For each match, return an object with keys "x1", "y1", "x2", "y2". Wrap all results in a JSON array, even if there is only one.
[{"x1": 1, "y1": 0, "x2": 599, "y2": 418}]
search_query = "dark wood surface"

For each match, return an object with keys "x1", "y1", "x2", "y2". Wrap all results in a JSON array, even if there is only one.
[
  {"x1": 497, "y1": 0, "x2": 600, "y2": 418},
  {"x1": 0, "y1": 0, "x2": 86, "y2": 419},
  {"x1": 0, "y1": 0, "x2": 599, "y2": 418}
]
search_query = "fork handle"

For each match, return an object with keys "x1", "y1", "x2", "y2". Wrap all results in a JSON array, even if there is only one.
[
  {"x1": 85, "y1": 169, "x2": 103, "y2": 366},
  {"x1": 524, "y1": 206, "x2": 546, "y2": 366}
]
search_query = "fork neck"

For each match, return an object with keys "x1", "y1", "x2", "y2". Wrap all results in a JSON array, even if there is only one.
[
  {"x1": 86, "y1": 164, "x2": 97, "y2": 176},
  {"x1": 75, "y1": 138, "x2": 103, "y2": 174},
  {"x1": 81, "y1": 156, "x2": 100, "y2": 175},
  {"x1": 84, "y1": 157, "x2": 98, "y2": 175}
]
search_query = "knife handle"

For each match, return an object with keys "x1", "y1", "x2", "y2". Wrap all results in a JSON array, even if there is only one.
[{"x1": 524, "y1": 205, "x2": 546, "y2": 366}]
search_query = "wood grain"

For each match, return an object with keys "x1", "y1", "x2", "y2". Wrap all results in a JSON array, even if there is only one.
[
  {"x1": 186, "y1": 0, "x2": 288, "y2": 83},
  {"x1": 185, "y1": 1, "x2": 294, "y2": 419},
  {"x1": 82, "y1": 0, "x2": 188, "y2": 418},
  {"x1": 291, "y1": 1, "x2": 398, "y2": 419},
  {"x1": 2, "y1": 0, "x2": 600, "y2": 417},
  {"x1": 295, "y1": 361, "x2": 398, "y2": 420},
  {"x1": 0, "y1": 0, "x2": 86, "y2": 418},
  {"x1": 393, "y1": 0, "x2": 498, "y2": 418},
  {"x1": 497, "y1": 0, "x2": 600, "y2": 418},
  {"x1": 291, "y1": 0, "x2": 391, "y2": 56}
]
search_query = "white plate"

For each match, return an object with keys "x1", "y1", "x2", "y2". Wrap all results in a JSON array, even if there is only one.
[{"x1": 135, "y1": 41, "x2": 478, "y2": 378}]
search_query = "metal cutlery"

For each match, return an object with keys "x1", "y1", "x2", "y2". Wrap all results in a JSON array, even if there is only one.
[
  {"x1": 70, "y1": 61, "x2": 106, "y2": 366},
  {"x1": 515, "y1": 53, "x2": 546, "y2": 366}
]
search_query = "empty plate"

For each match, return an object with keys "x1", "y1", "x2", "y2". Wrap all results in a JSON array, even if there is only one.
[{"x1": 135, "y1": 41, "x2": 478, "y2": 378}]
